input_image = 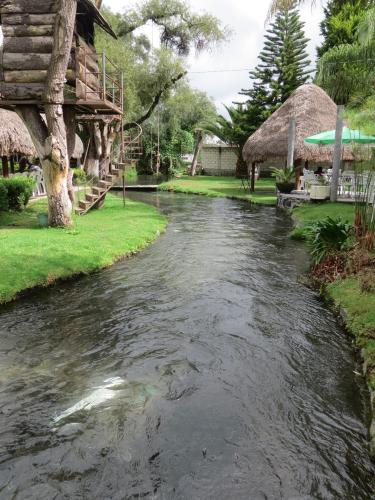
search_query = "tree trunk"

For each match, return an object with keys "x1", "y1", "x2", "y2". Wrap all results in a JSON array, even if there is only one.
[
  {"x1": 1, "y1": 157, "x2": 9, "y2": 177},
  {"x1": 16, "y1": 0, "x2": 77, "y2": 227},
  {"x1": 235, "y1": 150, "x2": 248, "y2": 178},
  {"x1": 64, "y1": 106, "x2": 76, "y2": 205},
  {"x1": 331, "y1": 105, "x2": 344, "y2": 202},
  {"x1": 190, "y1": 130, "x2": 204, "y2": 176},
  {"x1": 10, "y1": 156, "x2": 15, "y2": 174}
]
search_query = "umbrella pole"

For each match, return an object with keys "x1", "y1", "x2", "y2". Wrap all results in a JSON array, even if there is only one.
[{"x1": 330, "y1": 105, "x2": 344, "y2": 202}]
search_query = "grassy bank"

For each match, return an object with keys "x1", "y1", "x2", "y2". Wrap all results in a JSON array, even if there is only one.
[
  {"x1": 158, "y1": 176, "x2": 277, "y2": 205},
  {"x1": 292, "y1": 201, "x2": 375, "y2": 452},
  {"x1": 0, "y1": 194, "x2": 167, "y2": 304}
]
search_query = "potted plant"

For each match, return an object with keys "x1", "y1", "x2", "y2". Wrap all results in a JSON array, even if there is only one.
[
  {"x1": 309, "y1": 176, "x2": 331, "y2": 200},
  {"x1": 271, "y1": 167, "x2": 295, "y2": 194}
]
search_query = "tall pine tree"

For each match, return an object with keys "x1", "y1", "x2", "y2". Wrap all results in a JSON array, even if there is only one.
[
  {"x1": 317, "y1": 0, "x2": 373, "y2": 58},
  {"x1": 241, "y1": 1, "x2": 311, "y2": 115}
]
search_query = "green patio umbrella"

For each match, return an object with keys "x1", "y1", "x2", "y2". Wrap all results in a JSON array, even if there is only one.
[{"x1": 304, "y1": 127, "x2": 375, "y2": 145}]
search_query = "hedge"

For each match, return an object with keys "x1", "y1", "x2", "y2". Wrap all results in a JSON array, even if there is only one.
[{"x1": 0, "y1": 176, "x2": 35, "y2": 212}]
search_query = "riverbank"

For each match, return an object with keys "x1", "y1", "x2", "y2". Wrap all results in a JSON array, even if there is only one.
[
  {"x1": 158, "y1": 175, "x2": 277, "y2": 205},
  {"x1": 292, "y1": 201, "x2": 375, "y2": 456},
  {"x1": 0, "y1": 194, "x2": 167, "y2": 304}
]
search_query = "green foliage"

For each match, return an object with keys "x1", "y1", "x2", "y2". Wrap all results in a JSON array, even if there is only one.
[
  {"x1": 72, "y1": 168, "x2": 87, "y2": 185},
  {"x1": 117, "y1": 0, "x2": 228, "y2": 55},
  {"x1": 271, "y1": 167, "x2": 295, "y2": 182},
  {"x1": 97, "y1": 4, "x2": 226, "y2": 125},
  {"x1": 0, "y1": 183, "x2": 8, "y2": 212},
  {"x1": 0, "y1": 176, "x2": 35, "y2": 212},
  {"x1": 140, "y1": 83, "x2": 217, "y2": 173},
  {"x1": 317, "y1": 0, "x2": 373, "y2": 58},
  {"x1": 305, "y1": 216, "x2": 353, "y2": 264}
]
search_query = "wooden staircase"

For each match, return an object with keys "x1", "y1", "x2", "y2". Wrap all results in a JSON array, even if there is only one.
[
  {"x1": 75, "y1": 165, "x2": 127, "y2": 215},
  {"x1": 75, "y1": 123, "x2": 143, "y2": 216}
]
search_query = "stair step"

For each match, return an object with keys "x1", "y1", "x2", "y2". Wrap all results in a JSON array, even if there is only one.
[
  {"x1": 79, "y1": 199, "x2": 91, "y2": 210},
  {"x1": 75, "y1": 208, "x2": 84, "y2": 215},
  {"x1": 111, "y1": 168, "x2": 120, "y2": 175},
  {"x1": 99, "y1": 180, "x2": 111, "y2": 189},
  {"x1": 105, "y1": 175, "x2": 114, "y2": 182},
  {"x1": 92, "y1": 187, "x2": 105, "y2": 195},
  {"x1": 86, "y1": 193, "x2": 98, "y2": 202}
]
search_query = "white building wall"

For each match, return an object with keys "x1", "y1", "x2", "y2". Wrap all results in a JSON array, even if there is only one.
[{"x1": 200, "y1": 145, "x2": 238, "y2": 176}]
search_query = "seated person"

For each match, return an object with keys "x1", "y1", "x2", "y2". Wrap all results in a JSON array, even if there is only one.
[{"x1": 314, "y1": 166, "x2": 324, "y2": 176}]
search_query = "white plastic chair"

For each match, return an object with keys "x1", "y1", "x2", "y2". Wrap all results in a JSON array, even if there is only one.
[{"x1": 28, "y1": 167, "x2": 46, "y2": 197}]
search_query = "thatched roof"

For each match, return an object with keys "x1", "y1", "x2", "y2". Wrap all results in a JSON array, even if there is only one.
[
  {"x1": 0, "y1": 109, "x2": 84, "y2": 159},
  {"x1": 0, "y1": 109, "x2": 36, "y2": 157},
  {"x1": 243, "y1": 84, "x2": 353, "y2": 164}
]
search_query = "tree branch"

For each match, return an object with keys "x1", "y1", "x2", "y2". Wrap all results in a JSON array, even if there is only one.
[{"x1": 123, "y1": 71, "x2": 187, "y2": 130}]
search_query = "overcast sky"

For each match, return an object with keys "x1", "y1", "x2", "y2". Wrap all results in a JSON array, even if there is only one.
[{"x1": 104, "y1": 0, "x2": 325, "y2": 114}]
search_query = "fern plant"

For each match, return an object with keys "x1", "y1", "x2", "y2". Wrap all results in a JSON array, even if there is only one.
[{"x1": 306, "y1": 216, "x2": 353, "y2": 264}]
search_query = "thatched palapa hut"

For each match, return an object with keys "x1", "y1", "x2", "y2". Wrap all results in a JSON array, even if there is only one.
[
  {"x1": 243, "y1": 84, "x2": 353, "y2": 169},
  {"x1": 0, "y1": 109, "x2": 84, "y2": 176}
]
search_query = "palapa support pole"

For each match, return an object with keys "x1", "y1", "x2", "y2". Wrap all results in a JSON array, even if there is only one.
[
  {"x1": 1, "y1": 156, "x2": 9, "y2": 178},
  {"x1": 287, "y1": 116, "x2": 296, "y2": 168},
  {"x1": 331, "y1": 104, "x2": 344, "y2": 202},
  {"x1": 251, "y1": 162, "x2": 256, "y2": 193}
]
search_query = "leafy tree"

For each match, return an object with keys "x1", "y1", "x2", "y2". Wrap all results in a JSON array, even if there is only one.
[
  {"x1": 117, "y1": 0, "x2": 228, "y2": 55},
  {"x1": 317, "y1": 0, "x2": 373, "y2": 58},
  {"x1": 243, "y1": 1, "x2": 311, "y2": 114},
  {"x1": 139, "y1": 83, "x2": 217, "y2": 174}
]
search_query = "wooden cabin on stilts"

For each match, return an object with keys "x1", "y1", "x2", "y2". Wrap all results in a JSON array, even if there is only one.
[{"x1": 0, "y1": 0, "x2": 142, "y2": 215}]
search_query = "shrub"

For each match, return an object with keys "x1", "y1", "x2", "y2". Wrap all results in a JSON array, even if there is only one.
[
  {"x1": 271, "y1": 167, "x2": 295, "y2": 183},
  {"x1": 306, "y1": 216, "x2": 353, "y2": 265},
  {"x1": 73, "y1": 168, "x2": 87, "y2": 185},
  {"x1": 0, "y1": 183, "x2": 9, "y2": 212},
  {"x1": 0, "y1": 176, "x2": 35, "y2": 211}
]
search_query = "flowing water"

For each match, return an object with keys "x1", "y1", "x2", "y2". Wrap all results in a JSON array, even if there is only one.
[{"x1": 0, "y1": 193, "x2": 374, "y2": 499}]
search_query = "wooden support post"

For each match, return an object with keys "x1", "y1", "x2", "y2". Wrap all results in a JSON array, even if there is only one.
[
  {"x1": 102, "y1": 52, "x2": 106, "y2": 100},
  {"x1": 287, "y1": 117, "x2": 296, "y2": 168},
  {"x1": 10, "y1": 156, "x2": 15, "y2": 174},
  {"x1": 331, "y1": 104, "x2": 344, "y2": 202},
  {"x1": 294, "y1": 159, "x2": 303, "y2": 190},
  {"x1": 251, "y1": 162, "x2": 256, "y2": 193},
  {"x1": 1, "y1": 156, "x2": 9, "y2": 178}
]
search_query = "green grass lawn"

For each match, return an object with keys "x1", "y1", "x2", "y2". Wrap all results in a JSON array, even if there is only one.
[
  {"x1": 292, "y1": 200, "x2": 375, "y2": 437},
  {"x1": 293, "y1": 202, "x2": 355, "y2": 227},
  {"x1": 158, "y1": 176, "x2": 277, "y2": 205},
  {"x1": 0, "y1": 194, "x2": 167, "y2": 304}
]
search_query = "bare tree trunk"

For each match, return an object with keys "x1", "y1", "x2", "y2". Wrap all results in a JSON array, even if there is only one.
[
  {"x1": 331, "y1": 105, "x2": 344, "y2": 202},
  {"x1": 235, "y1": 151, "x2": 248, "y2": 178},
  {"x1": 10, "y1": 156, "x2": 15, "y2": 175},
  {"x1": 85, "y1": 119, "x2": 119, "y2": 178},
  {"x1": 41, "y1": 0, "x2": 77, "y2": 226},
  {"x1": 64, "y1": 107, "x2": 76, "y2": 205},
  {"x1": 190, "y1": 129, "x2": 204, "y2": 176},
  {"x1": 16, "y1": 0, "x2": 77, "y2": 226}
]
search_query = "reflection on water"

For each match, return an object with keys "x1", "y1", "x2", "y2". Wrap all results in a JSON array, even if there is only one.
[{"x1": 0, "y1": 192, "x2": 373, "y2": 499}]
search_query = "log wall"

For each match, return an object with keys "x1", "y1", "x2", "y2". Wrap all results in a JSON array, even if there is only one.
[{"x1": 0, "y1": 1, "x2": 101, "y2": 103}]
